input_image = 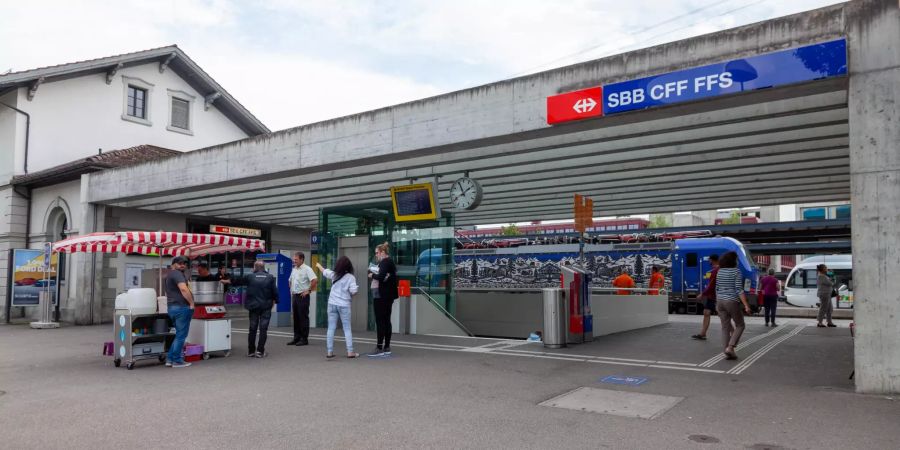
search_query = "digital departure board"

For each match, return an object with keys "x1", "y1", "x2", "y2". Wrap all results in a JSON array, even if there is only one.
[{"x1": 390, "y1": 183, "x2": 440, "y2": 222}]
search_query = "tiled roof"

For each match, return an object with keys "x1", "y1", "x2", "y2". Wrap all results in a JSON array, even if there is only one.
[{"x1": 11, "y1": 145, "x2": 180, "y2": 188}]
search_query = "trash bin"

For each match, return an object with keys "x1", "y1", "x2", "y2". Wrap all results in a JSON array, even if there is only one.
[{"x1": 543, "y1": 288, "x2": 567, "y2": 349}]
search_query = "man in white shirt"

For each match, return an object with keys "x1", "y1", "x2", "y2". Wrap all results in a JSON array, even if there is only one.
[{"x1": 288, "y1": 252, "x2": 318, "y2": 346}]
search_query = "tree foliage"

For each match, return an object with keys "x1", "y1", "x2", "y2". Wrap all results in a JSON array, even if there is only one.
[
  {"x1": 648, "y1": 215, "x2": 672, "y2": 228},
  {"x1": 500, "y1": 224, "x2": 521, "y2": 236}
]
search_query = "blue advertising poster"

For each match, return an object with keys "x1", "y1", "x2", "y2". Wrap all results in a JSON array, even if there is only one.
[
  {"x1": 603, "y1": 38, "x2": 847, "y2": 115},
  {"x1": 11, "y1": 249, "x2": 58, "y2": 306}
]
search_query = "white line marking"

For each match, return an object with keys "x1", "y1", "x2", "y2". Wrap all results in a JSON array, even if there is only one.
[
  {"x1": 647, "y1": 364, "x2": 725, "y2": 374},
  {"x1": 236, "y1": 329, "x2": 725, "y2": 375},
  {"x1": 500, "y1": 348, "x2": 698, "y2": 367},
  {"x1": 699, "y1": 323, "x2": 790, "y2": 367},
  {"x1": 728, "y1": 325, "x2": 804, "y2": 375},
  {"x1": 238, "y1": 329, "x2": 468, "y2": 349}
]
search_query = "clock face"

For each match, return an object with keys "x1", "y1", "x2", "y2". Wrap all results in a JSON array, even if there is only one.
[{"x1": 450, "y1": 177, "x2": 483, "y2": 210}]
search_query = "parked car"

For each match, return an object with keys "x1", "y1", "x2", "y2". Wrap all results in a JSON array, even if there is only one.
[
  {"x1": 14, "y1": 278, "x2": 38, "y2": 286},
  {"x1": 34, "y1": 279, "x2": 56, "y2": 288}
]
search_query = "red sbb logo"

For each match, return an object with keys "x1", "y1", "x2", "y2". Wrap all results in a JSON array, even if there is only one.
[{"x1": 546, "y1": 86, "x2": 603, "y2": 125}]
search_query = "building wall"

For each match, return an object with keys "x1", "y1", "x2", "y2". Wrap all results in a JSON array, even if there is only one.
[
  {"x1": 6, "y1": 62, "x2": 250, "y2": 175},
  {"x1": 0, "y1": 90, "x2": 25, "y2": 183}
]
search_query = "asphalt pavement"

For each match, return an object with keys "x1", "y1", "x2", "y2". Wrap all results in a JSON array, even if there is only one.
[{"x1": 1, "y1": 316, "x2": 896, "y2": 449}]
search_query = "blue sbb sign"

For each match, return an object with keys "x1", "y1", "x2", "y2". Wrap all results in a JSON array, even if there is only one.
[{"x1": 602, "y1": 38, "x2": 847, "y2": 115}]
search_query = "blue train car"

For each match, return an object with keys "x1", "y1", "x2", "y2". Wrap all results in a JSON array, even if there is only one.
[{"x1": 669, "y1": 237, "x2": 759, "y2": 313}]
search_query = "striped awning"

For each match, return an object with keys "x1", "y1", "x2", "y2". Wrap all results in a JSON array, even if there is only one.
[{"x1": 52, "y1": 231, "x2": 266, "y2": 257}]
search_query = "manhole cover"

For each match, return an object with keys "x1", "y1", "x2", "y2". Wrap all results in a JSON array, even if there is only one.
[{"x1": 688, "y1": 435, "x2": 721, "y2": 444}]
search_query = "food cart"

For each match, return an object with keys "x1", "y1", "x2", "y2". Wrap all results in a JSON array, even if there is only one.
[{"x1": 52, "y1": 231, "x2": 266, "y2": 369}]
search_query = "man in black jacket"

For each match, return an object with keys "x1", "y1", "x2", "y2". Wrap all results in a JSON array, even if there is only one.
[{"x1": 222, "y1": 261, "x2": 277, "y2": 357}]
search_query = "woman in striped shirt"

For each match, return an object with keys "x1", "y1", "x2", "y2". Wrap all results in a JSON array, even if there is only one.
[{"x1": 715, "y1": 251, "x2": 752, "y2": 360}]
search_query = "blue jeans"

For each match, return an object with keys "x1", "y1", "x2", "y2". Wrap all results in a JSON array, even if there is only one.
[
  {"x1": 326, "y1": 304, "x2": 353, "y2": 354},
  {"x1": 167, "y1": 305, "x2": 193, "y2": 363}
]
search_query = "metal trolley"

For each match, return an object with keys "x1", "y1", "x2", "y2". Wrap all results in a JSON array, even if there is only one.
[{"x1": 113, "y1": 310, "x2": 174, "y2": 370}]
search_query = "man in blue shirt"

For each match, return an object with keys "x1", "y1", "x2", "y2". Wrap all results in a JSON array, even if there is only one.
[{"x1": 165, "y1": 256, "x2": 195, "y2": 368}]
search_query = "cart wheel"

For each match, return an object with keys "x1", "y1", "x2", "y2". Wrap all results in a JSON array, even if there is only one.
[
  {"x1": 114, "y1": 358, "x2": 121, "y2": 367},
  {"x1": 223, "y1": 351, "x2": 231, "y2": 357},
  {"x1": 202, "y1": 353, "x2": 210, "y2": 360},
  {"x1": 126, "y1": 362, "x2": 135, "y2": 370},
  {"x1": 158, "y1": 355, "x2": 167, "y2": 363}
]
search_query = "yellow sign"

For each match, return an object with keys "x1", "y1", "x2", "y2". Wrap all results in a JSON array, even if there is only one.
[{"x1": 390, "y1": 183, "x2": 439, "y2": 222}]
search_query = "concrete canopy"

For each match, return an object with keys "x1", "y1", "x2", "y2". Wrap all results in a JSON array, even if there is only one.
[{"x1": 85, "y1": 4, "x2": 850, "y2": 229}]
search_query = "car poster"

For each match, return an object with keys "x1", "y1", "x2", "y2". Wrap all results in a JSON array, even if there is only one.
[{"x1": 11, "y1": 249, "x2": 58, "y2": 306}]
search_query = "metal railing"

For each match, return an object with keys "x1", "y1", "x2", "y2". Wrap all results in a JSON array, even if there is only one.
[{"x1": 411, "y1": 287, "x2": 474, "y2": 336}]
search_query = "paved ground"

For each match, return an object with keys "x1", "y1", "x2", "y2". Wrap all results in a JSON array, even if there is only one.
[{"x1": 1, "y1": 316, "x2": 897, "y2": 449}]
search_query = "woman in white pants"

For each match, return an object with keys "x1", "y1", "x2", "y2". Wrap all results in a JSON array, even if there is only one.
[{"x1": 316, "y1": 256, "x2": 359, "y2": 359}]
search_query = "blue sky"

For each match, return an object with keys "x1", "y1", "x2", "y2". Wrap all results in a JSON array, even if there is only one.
[{"x1": 1, "y1": 0, "x2": 843, "y2": 131}]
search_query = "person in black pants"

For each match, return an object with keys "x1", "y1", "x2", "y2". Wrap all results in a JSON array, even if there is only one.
[
  {"x1": 368, "y1": 242, "x2": 398, "y2": 357},
  {"x1": 222, "y1": 261, "x2": 278, "y2": 357},
  {"x1": 288, "y1": 252, "x2": 318, "y2": 346}
]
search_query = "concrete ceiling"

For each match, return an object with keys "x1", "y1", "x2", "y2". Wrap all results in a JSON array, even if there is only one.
[{"x1": 96, "y1": 77, "x2": 849, "y2": 230}]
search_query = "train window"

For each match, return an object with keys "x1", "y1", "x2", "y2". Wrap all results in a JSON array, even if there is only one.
[
  {"x1": 686, "y1": 253, "x2": 698, "y2": 267},
  {"x1": 788, "y1": 269, "x2": 819, "y2": 289}
]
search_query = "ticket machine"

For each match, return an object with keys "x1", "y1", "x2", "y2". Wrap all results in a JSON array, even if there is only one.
[
  {"x1": 256, "y1": 253, "x2": 292, "y2": 327},
  {"x1": 561, "y1": 265, "x2": 593, "y2": 344}
]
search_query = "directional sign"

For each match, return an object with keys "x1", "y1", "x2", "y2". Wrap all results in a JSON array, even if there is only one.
[{"x1": 546, "y1": 86, "x2": 603, "y2": 125}]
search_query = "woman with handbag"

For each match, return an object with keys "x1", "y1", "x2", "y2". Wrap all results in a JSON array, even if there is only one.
[{"x1": 816, "y1": 264, "x2": 837, "y2": 328}]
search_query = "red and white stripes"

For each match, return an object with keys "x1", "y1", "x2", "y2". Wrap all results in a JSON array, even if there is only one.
[{"x1": 52, "y1": 231, "x2": 265, "y2": 256}]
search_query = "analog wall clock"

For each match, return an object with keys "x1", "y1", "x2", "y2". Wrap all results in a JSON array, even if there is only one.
[{"x1": 449, "y1": 177, "x2": 483, "y2": 210}]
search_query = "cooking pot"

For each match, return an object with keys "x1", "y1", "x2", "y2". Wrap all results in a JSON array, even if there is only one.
[{"x1": 193, "y1": 281, "x2": 223, "y2": 305}]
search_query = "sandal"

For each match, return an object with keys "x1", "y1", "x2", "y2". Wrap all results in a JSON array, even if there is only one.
[
  {"x1": 347, "y1": 352, "x2": 359, "y2": 358},
  {"x1": 691, "y1": 334, "x2": 707, "y2": 340}
]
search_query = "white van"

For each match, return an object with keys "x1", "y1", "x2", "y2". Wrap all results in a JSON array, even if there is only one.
[{"x1": 783, "y1": 255, "x2": 853, "y2": 308}]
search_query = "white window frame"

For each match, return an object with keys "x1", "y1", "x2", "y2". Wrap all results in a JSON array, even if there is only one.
[
  {"x1": 166, "y1": 89, "x2": 195, "y2": 135},
  {"x1": 121, "y1": 76, "x2": 154, "y2": 127},
  {"x1": 166, "y1": 89, "x2": 197, "y2": 136}
]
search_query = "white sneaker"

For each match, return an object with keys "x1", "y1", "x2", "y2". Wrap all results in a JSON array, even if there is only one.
[{"x1": 172, "y1": 361, "x2": 192, "y2": 368}]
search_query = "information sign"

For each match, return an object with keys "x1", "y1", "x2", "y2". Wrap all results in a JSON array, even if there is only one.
[
  {"x1": 390, "y1": 183, "x2": 440, "y2": 222},
  {"x1": 602, "y1": 39, "x2": 847, "y2": 115},
  {"x1": 546, "y1": 86, "x2": 603, "y2": 124}
]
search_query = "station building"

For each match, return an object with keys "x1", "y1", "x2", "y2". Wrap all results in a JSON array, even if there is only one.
[{"x1": 1, "y1": 1, "x2": 899, "y2": 393}]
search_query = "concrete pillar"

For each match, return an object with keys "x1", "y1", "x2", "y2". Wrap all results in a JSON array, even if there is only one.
[
  {"x1": 70, "y1": 181, "x2": 106, "y2": 325},
  {"x1": 848, "y1": 0, "x2": 900, "y2": 394},
  {"x1": 0, "y1": 185, "x2": 29, "y2": 322}
]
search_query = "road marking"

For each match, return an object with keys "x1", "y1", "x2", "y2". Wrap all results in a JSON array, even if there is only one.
[
  {"x1": 699, "y1": 322, "x2": 790, "y2": 367},
  {"x1": 727, "y1": 325, "x2": 804, "y2": 375},
  {"x1": 235, "y1": 328, "x2": 724, "y2": 374}
]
